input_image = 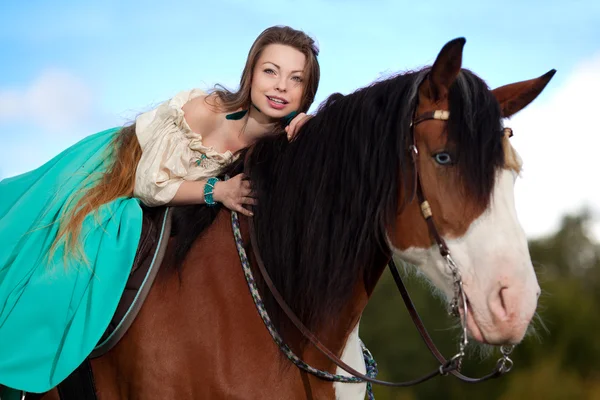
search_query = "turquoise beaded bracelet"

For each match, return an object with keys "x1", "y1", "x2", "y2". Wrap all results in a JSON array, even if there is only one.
[{"x1": 203, "y1": 177, "x2": 221, "y2": 206}]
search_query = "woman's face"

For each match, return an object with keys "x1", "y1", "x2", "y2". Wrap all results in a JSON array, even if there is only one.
[{"x1": 250, "y1": 44, "x2": 307, "y2": 119}]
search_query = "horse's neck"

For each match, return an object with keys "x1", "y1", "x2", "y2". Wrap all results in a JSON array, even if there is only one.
[{"x1": 201, "y1": 210, "x2": 387, "y2": 374}]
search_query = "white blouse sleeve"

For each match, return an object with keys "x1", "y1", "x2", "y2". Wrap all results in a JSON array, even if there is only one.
[{"x1": 133, "y1": 89, "x2": 205, "y2": 206}]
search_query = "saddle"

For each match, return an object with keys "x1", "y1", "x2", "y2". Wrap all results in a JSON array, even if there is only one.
[{"x1": 24, "y1": 205, "x2": 173, "y2": 400}]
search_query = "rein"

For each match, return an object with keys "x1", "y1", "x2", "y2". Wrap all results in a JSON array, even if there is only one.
[{"x1": 232, "y1": 109, "x2": 515, "y2": 391}]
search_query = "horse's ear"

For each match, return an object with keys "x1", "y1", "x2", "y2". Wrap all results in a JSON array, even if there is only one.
[
  {"x1": 492, "y1": 70, "x2": 556, "y2": 118},
  {"x1": 422, "y1": 38, "x2": 466, "y2": 101}
]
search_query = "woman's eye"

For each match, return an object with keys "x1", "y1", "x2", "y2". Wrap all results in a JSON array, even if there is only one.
[
  {"x1": 264, "y1": 69, "x2": 275, "y2": 75},
  {"x1": 292, "y1": 76, "x2": 303, "y2": 82},
  {"x1": 433, "y1": 152, "x2": 453, "y2": 165}
]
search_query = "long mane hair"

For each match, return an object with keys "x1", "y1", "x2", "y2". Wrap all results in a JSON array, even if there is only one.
[{"x1": 173, "y1": 67, "x2": 506, "y2": 346}]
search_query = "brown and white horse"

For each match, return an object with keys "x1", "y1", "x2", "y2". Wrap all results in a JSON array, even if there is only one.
[{"x1": 40, "y1": 38, "x2": 554, "y2": 399}]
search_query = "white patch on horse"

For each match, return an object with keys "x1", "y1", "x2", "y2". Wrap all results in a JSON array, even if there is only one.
[
  {"x1": 390, "y1": 169, "x2": 540, "y2": 344},
  {"x1": 333, "y1": 322, "x2": 367, "y2": 399}
]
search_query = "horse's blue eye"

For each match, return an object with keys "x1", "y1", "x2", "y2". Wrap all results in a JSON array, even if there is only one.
[{"x1": 434, "y1": 152, "x2": 453, "y2": 165}]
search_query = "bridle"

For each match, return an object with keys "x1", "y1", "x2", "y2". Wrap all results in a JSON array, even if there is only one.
[
  {"x1": 404, "y1": 109, "x2": 515, "y2": 380},
  {"x1": 233, "y1": 108, "x2": 516, "y2": 389}
]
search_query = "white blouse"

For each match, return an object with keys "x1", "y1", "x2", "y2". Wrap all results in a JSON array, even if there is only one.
[{"x1": 133, "y1": 89, "x2": 236, "y2": 207}]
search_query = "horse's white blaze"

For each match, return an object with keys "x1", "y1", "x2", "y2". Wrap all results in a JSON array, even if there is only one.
[
  {"x1": 334, "y1": 322, "x2": 367, "y2": 399},
  {"x1": 392, "y1": 169, "x2": 540, "y2": 344}
]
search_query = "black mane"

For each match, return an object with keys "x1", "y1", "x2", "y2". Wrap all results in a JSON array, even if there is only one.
[{"x1": 172, "y1": 68, "x2": 505, "y2": 345}]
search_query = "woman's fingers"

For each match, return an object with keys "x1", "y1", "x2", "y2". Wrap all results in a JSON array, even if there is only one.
[
  {"x1": 235, "y1": 204, "x2": 254, "y2": 217},
  {"x1": 287, "y1": 113, "x2": 312, "y2": 140},
  {"x1": 286, "y1": 119, "x2": 298, "y2": 140},
  {"x1": 217, "y1": 174, "x2": 257, "y2": 216}
]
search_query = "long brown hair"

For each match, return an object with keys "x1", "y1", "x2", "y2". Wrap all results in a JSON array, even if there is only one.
[
  {"x1": 51, "y1": 25, "x2": 320, "y2": 262},
  {"x1": 50, "y1": 125, "x2": 141, "y2": 263}
]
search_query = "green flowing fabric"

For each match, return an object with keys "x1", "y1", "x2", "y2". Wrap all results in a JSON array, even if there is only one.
[{"x1": 0, "y1": 127, "x2": 143, "y2": 394}]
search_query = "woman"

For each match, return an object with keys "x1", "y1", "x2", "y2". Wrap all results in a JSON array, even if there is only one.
[{"x1": 0, "y1": 25, "x2": 320, "y2": 394}]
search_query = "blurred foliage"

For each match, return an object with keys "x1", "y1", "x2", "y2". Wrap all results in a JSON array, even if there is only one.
[{"x1": 361, "y1": 210, "x2": 600, "y2": 399}]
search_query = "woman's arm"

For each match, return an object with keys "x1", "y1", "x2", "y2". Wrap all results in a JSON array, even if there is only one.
[
  {"x1": 167, "y1": 179, "x2": 208, "y2": 206},
  {"x1": 167, "y1": 175, "x2": 256, "y2": 216}
]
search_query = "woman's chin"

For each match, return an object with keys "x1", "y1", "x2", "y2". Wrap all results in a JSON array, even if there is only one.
[
  {"x1": 255, "y1": 102, "x2": 295, "y2": 119},
  {"x1": 263, "y1": 109, "x2": 290, "y2": 120}
]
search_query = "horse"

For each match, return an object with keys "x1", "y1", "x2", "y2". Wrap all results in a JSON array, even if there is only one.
[{"x1": 36, "y1": 38, "x2": 554, "y2": 399}]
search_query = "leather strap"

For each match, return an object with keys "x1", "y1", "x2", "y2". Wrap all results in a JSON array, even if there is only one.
[
  {"x1": 411, "y1": 110, "x2": 449, "y2": 126},
  {"x1": 410, "y1": 113, "x2": 450, "y2": 257}
]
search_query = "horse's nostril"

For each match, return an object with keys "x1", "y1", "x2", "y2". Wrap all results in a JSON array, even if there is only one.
[
  {"x1": 499, "y1": 287, "x2": 509, "y2": 317},
  {"x1": 500, "y1": 288, "x2": 507, "y2": 310},
  {"x1": 489, "y1": 287, "x2": 511, "y2": 321}
]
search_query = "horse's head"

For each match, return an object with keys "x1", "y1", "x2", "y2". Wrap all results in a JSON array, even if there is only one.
[{"x1": 388, "y1": 38, "x2": 555, "y2": 345}]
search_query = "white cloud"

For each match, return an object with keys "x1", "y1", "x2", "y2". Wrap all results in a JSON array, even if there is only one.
[
  {"x1": 0, "y1": 69, "x2": 93, "y2": 131},
  {"x1": 510, "y1": 53, "x2": 600, "y2": 240}
]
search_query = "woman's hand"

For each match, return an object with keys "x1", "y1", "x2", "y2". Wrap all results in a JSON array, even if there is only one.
[
  {"x1": 212, "y1": 173, "x2": 256, "y2": 216},
  {"x1": 285, "y1": 112, "x2": 312, "y2": 141}
]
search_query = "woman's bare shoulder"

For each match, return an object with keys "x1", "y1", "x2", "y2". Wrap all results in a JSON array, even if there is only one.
[{"x1": 182, "y1": 92, "x2": 222, "y2": 135}]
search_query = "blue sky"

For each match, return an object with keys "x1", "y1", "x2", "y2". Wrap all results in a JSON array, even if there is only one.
[{"x1": 1, "y1": 0, "x2": 599, "y2": 238}]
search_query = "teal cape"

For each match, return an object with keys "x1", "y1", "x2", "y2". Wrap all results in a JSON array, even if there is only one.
[{"x1": 0, "y1": 127, "x2": 143, "y2": 395}]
